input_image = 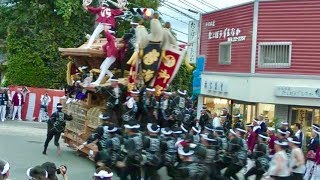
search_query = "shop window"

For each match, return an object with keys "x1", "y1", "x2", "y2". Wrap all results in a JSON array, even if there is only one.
[
  {"x1": 219, "y1": 42, "x2": 231, "y2": 65},
  {"x1": 258, "y1": 42, "x2": 292, "y2": 68},
  {"x1": 257, "y1": 103, "x2": 275, "y2": 121}
]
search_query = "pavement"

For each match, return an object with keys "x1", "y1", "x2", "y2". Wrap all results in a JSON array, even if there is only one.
[
  {"x1": 0, "y1": 120, "x2": 254, "y2": 180},
  {"x1": 0, "y1": 120, "x2": 95, "y2": 180}
]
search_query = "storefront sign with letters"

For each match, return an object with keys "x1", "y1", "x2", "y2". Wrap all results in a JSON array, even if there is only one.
[
  {"x1": 275, "y1": 86, "x2": 320, "y2": 99},
  {"x1": 203, "y1": 80, "x2": 228, "y2": 93}
]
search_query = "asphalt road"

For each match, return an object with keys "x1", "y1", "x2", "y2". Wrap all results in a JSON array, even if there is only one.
[
  {"x1": 0, "y1": 120, "x2": 95, "y2": 180},
  {"x1": 0, "y1": 120, "x2": 252, "y2": 180}
]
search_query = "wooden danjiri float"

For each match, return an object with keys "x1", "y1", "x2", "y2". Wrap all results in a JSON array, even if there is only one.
[
  {"x1": 58, "y1": 38, "x2": 129, "y2": 159},
  {"x1": 57, "y1": 0, "x2": 193, "y2": 160}
]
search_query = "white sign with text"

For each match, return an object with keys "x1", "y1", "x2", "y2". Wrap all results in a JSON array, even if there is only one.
[
  {"x1": 187, "y1": 20, "x2": 199, "y2": 64},
  {"x1": 275, "y1": 86, "x2": 320, "y2": 98}
]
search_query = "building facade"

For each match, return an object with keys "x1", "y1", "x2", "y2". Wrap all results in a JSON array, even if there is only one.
[{"x1": 198, "y1": 0, "x2": 320, "y2": 135}]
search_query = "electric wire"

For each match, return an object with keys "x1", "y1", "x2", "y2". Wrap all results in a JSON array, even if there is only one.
[
  {"x1": 176, "y1": 0, "x2": 207, "y2": 13},
  {"x1": 162, "y1": 2, "x2": 197, "y2": 20},
  {"x1": 195, "y1": 0, "x2": 219, "y2": 10},
  {"x1": 166, "y1": 1, "x2": 199, "y2": 14},
  {"x1": 172, "y1": 28, "x2": 188, "y2": 35},
  {"x1": 159, "y1": 11, "x2": 188, "y2": 24}
]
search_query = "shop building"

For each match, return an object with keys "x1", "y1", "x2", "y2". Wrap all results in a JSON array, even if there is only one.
[{"x1": 197, "y1": 0, "x2": 320, "y2": 132}]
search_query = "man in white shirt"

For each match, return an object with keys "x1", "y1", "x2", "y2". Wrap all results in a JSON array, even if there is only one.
[
  {"x1": 212, "y1": 112, "x2": 221, "y2": 128},
  {"x1": 38, "y1": 92, "x2": 51, "y2": 122}
]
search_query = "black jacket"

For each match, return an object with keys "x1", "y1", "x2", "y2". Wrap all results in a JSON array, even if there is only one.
[{"x1": 307, "y1": 137, "x2": 319, "y2": 152}]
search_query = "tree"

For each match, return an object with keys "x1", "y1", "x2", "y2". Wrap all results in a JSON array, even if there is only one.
[{"x1": 1, "y1": 0, "x2": 161, "y2": 88}]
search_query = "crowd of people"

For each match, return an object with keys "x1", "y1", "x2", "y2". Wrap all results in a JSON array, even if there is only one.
[
  {"x1": 2, "y1": 78, "x2": 320, "y2": 180},
  {"x1": 61, "y1": 78, "x2": 320, "y2": 180},
  {"x1": 0, "y1": 159, "x2": 114, "y2": 180}
]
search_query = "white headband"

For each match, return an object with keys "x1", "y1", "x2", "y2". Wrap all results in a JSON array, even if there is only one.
[
  {"x1": 1, "y1": 161, "x2": 9, "y2": 175},
  {"x1": 130, "y1": 90, "x2": 139, "y2": 94},
  {"x1": 94, "y1": 170, "x2": 113, "y2": 178},
  {"x1": 27, "y1": 168, "x2": 48, "y2": 179},
  {"x1": 258, "y1": 134, "x2": 269, "y2": 140},
  {"x1": 267, "y1": 127, "x2": 275, "y2": 131},
  {"x1": 99, "y1": 114, "x2": 109, "y2": 120},
  {"x1": 177, "y1": 90, "x2": 186, "y2": 95},
  {"x1": 278, "y1": 129, "x2": 287, "y2": 135},
  {"x1": 177, "y1": 147, "x2": 194, "y2": 156},
  {"x1": 200, "y1": 134, "x2": 216, "y2": 142},
  {"x1": 147, "y1": 123, "x2": 160, "y2": 133},
  {"x1": 107, "y1": 127, "x2": 118, "y2": 133},
  {"x1": 180, "y1": 124, "x2": 188, "y2": 133},
  {"x1": 312, "y1": 129, "x2": 320, "y2": 135},
  {"x1": 164, "y1": 92, "x2": 172, "y2": 95},
  {"x1": 236, "y1": 128, "x2": 247, "y2": 133},
  {"x1": 229, "y1": 129, "x2": 237, "y2": 135},
  {"x1": 288, "y1": 137, "x2": 301, "y2": 145},
  {"x1": 233, "y1": 114, "x2": 240, "y2": 118},
  {"x1": 161, "y1": 128, "x2": 172, "y2": 135},
  {"x1": 146, "y1": 88, "x2": 155, "y2": 92},
  {"x1": 192, "y1": 127, "x2": 201, "y2": 134},
  {"x1": 274, "y1": 140, "x2": 288, "y2": 146},
  {"x1": 57, "y1": 105, "x2": 63, "y2": 108},
  {"x1": 281, "y1": 121, "x2": 288, "y2": 125},
  {"x1": 124, "y1": 124, "x2": 140, "y2": 129}
]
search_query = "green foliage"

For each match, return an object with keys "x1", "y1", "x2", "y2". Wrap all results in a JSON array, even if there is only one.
[
  {"x1": 2, "y1": 0, "x2": 94, "y2": 88},
  {"x1": 0, "y1": 0, "x2": 161, "y2": 88},
  {"x1": 169, "y1": 63, "x2": 193, "y2": 95}
]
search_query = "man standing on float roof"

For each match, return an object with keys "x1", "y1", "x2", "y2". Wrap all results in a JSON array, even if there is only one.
[{"x1": 43, "y1": 103, "x2": 73, "y2": 155}]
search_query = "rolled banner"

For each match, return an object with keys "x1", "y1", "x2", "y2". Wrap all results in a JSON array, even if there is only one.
[
  {"x1": 152, "y1": 47, "x2": 187, "y2": 96},
  {"x1": 141, "y1": 42, "x2": 162, "y2": 85}
]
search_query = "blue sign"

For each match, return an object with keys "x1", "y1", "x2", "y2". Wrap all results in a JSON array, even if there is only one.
[{"x1": 192, "y1": 56, "x2": 205, "y2": 95}]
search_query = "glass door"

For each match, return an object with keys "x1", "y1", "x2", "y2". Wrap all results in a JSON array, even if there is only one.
[{"x1": 290, "y1": 107, "x2": 314, "y2": 148}]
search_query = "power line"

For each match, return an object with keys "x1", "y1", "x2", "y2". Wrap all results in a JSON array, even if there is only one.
[
  {"x1": 159, "y1": 11, "x2": 188, "y2": 24},
  {"x1": 176, "y1": 0, "x2": 207, "y2": 14},
  {"x1": 162, "y1": 2, "x2": 197, "y2": 20},
  {"x1": 195, "y1": 0, "x2": 219, "y2": 10},
  {"x1": 172, "y1": 28, "x2": 188, "y2": 35},
  {"x1": 166, "y1": 1, "x2": 199, "y2": 14}
]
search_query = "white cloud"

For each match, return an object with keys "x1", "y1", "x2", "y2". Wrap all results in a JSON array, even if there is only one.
[{"x1": 158, "y1": 0, "x2": 253, "y2": 42}]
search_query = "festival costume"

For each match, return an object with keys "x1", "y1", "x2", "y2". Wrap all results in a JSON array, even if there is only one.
[
  {"x1": 96, "y1": 83, "x2": 127, "y2": 125},
  {"x1": 85, "y1": 6, "x2": 123, "y2": 49},
  {"x1": 143, "y1": 126, "x2": 163, "y2": 180},
  {"x1": 12, "y1": 92, "x2": 24, "y2": 120},
  {"x1": 120, "y1": 132, "x2": 143, "y2": 180},
  {"x1": 157, "y1": 95, "x2": 173, "y2": 127},
  {"x1": 245, "y1": 142, "x2": 270, "y2": 180},
  {"x1": 43, "y1": 106, "x2": 72, "y2": 154},
  {"x1": 0, "y1": 92, "x2": 8, "y2": 122},
  {"x1": 140, "y1": 92, "x2": 157, "y2": 128},
  {"x1": 304, "y1": 136, "x2": 319, "y2": 180},
  {"x1": 92, "y1": 31, "x2": 119, "y2": 85}
]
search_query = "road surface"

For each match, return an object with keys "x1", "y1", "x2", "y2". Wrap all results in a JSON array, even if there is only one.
[
  {"x1": 0, "y1": 120, "x2": 252, "y2": 180},
  {"x1": 0, "y1": 120, "x2": 95, "y2": 180}
]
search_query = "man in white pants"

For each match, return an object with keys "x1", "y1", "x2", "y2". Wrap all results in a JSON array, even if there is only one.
[
  {"x1": 91, "y1": 29, "x2": 118, "y2": 85},
  {"x1": 0, "y1": 88, "x2": 8, "y2": 122},
  {"x1": 12, "y1": 89, "x2": 24, "y2": 121}
]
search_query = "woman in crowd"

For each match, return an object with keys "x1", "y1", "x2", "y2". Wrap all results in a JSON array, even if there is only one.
[
  {"x1": 288, "y1": 137, "x2": 305, "y2": 180},
  {"x1": 267, "y1": 140, "x2": 290, "y2": 180}
]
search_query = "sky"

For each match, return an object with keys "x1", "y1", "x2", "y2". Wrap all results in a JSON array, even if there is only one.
[{"x1": 158, "y1": 0, "x2": 253, "y2": 43}]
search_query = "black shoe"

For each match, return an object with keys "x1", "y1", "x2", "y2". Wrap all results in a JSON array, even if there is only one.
[{"x1": 42, "y1": 151, "x2": 46, "y2": 155}]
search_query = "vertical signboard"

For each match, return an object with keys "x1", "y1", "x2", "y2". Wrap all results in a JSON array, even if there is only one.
[
  {"x1": 192, "y1": 56, "x2": 205, "y2": 95},
  {"x1": 187, "y1": 20, "x2": 199, "y2": 64}
]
